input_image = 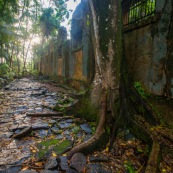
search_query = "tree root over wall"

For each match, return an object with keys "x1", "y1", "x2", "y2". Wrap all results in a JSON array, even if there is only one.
[
  {"x1": 145, "y1": 141, "x2": 160, "y2": 173},
  {"x1": 67, "y1": 90, "x2": 107, "y2": 159},
  {"x1": 67, "y1": 86, "x2": 173, "y2": 173},
  {"x1": 129, "y1": 87, "x2": 173, "y2": 173},
  {"x1": 132, "y1": 114, "x2": 173, "y2": 173}
]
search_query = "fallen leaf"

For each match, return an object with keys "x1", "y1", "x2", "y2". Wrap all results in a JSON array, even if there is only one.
[
  {"x1": 32, "y1": 149, "x2": 37, "y2": 153},
  {"x1": 162, "y1": 169, "x2": 167, "y2": 172},
  {"x1": 52, "y1": 153, "x2": 57, "y2": 157},
  {"x1": 35, "y1": 162, "x2": 43, "y2": 167},
  {"x1": 21, "y1": 166, "x2": 29, "y2": 171}
]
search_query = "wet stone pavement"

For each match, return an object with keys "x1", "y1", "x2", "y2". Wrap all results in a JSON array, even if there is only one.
[
  {"x1": 0, "y1": 78, "x2": 150, "y2": 173},
  {"x1": 0, "y1": 78, "x2": 96, "y2": 173}
]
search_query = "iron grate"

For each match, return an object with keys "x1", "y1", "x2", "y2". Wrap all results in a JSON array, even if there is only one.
[{"x1": 122, "y1": 0, "x2": 156, "y2": 27}]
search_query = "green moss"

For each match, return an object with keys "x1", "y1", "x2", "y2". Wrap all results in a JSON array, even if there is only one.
[
  {"x1": 134, "y1": 82, "x2": 150, "y2": 99},
  {"x1": 37, "y1": 139, "x2": 71, "y2": 159},
  {"x1": 37, "y1": 139, "x2": 59, "y2": 159},
  {"x1": 39, "y1": 139, "x2": 59, "y2": 146},
  {"x1": 88, "y1": 122, "x2": 97, "y2": 134},
  {"x1": 77, "y1": 98, "x2": 98, "y2": 122},
  {"x1": 54, "y1": 97, "x2": 75, "y2": 112},
  {"x1": 53, "y1": 140, "x2": 71, "y2": 154},
  {"x1": 71, "y1": 126, "x2": 80, "y2": 134},
  {"x1": 38, "y1": 150, "x2": 47, "y2": 159}
]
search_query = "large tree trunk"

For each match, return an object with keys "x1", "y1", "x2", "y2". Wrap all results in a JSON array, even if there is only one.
[
  {"x1": 67, "y1": 0, "x2": 123, "y2": 159},
  {"x1": 66, "y1": 1, "x2": 173, "y2": 173}
]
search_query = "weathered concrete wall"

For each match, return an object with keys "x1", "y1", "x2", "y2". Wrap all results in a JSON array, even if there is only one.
[
  {"x1": 39, "y1": 0, "x2": 173, "y2": 97},
  {"x1": 73, "y1": 50, "x2": 85, "y2": 81},
  {"x1": 70, "y1": 0, "x2": 93, "y2": 82},
  {"x1": 124, "y1": 0, "x2": 173, "y2": 97},
  {"x1": 39, "y1": 1, "x2": 94, "y2": 89}
]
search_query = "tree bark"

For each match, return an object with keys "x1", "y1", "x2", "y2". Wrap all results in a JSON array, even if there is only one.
[{"x1": 67, "y1": 0, "x2": 123, "y2": 159}]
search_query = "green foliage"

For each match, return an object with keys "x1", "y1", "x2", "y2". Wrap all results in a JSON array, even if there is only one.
[
  {"x1": 0, "y1": 0, "x2": 70, "y2": 74},
  {"x1": 39, "y1": 7, "x2": 59, "y2": 38},
  {"x1": 134, "y1": 82, "x2": 149, "y2": 99},
  {"x1": 39, "y1": 0, "x2": 69, "y2": 38},
  {"x1": 124, "y1": 161, "x2": 136, "y2": 173},
  {"x1": 0, "y1": 0, "x2": 18, "y2": 24},
  {"x1": 29, "y1": 69, "x2": 39, "y2": 76},
  {"x1": 0, "y1": 0, "x2": 43, "y2": 75},
  {"x1": 3, "y1": 71, "x2": 15, "y2": 81},
  {"x1": 0, "y1": 63, "x2": 10, "y2": 75}
]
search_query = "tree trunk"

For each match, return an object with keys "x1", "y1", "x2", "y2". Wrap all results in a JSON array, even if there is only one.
[{"x1": 67, "y1": 0, "x2": 123, "y2": 159}]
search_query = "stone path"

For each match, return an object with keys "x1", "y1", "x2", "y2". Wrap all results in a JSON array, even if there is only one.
[
  {"x1": 0, "y1": 78, "x2": 95, "y2": 173},
  {"x1": 0, "y1": 78, "x2": 150, "y2": 173}
]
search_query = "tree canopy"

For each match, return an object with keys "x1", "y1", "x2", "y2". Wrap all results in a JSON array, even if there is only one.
[{"x1": 0, "y1": 0, "x2": 70, "y2": 76}]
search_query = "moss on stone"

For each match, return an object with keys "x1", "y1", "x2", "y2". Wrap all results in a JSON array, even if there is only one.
[
  {"x1": 77, "y1": 97, "x2": 98, "y2": 122},
  {"x1": 53, "y1": 140, "x2": 71, "y2": 154},
  {"x1": 37, "y1": 139, "x2": 71, "y2": 159}
]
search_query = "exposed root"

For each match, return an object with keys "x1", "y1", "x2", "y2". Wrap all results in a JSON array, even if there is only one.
[
  {"x1": 109, "y1": 114, "x2": 122, "y2": 151},
  {"x1": 26, "y1": 112, "x2": 63, "y2": 117},
  {"x1": 131, "y1": 115, "x2": 173, "y2": 173},
  {"x1": 131, "y1": 88, "x2": 160, "y2": 124},
  {"x1": 145, "y1": 141, "x2": 160, "y2": 173},
  {"x1": 109, "y1": 83, "x2": 130, "y2": 150},
  {"x1": 67, "y1": 90, "x2": 107, "y2": 159},
  {"x1": 135, "y1": 115, "x2": 173, "y2": 148}
]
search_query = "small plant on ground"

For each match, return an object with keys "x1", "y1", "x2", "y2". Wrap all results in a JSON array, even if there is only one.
[{"x1": 124, "y1": 161, "x2": 136, "y2": 173}]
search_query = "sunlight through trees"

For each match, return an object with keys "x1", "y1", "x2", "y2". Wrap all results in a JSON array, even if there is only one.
[{"x1": 0, "y1": 0, "x2": 78, "y2": 77}]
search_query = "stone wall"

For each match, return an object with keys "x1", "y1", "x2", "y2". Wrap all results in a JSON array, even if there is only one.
[
  {"x1": 39, "y1": 0, "x2": 94, "y2": 89},
  {"x1": 124, "y1": 0, "x2": 173, "y2": 97},
  {"x1": 38, "y1": 0, "x2": 173, "y2": 97}
]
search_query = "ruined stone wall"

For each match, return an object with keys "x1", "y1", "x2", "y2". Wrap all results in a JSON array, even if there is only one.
[
  {"x1": 38, "y1": 0, "x2": 173, "y2": 94},
  {"x1": 39, "y1": 0, "x2": 94, "y2": 89},
  {"x1": 124, "y1": 0, "x2": 173, "y2": 97},
  {"x1": 68, "y1": 0, "x2": 93, "y2": 85}
]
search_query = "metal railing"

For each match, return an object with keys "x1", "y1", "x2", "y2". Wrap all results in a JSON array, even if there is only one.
[{"x1": 122, "y1": 0, "x2": 156, "y2": 27}]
